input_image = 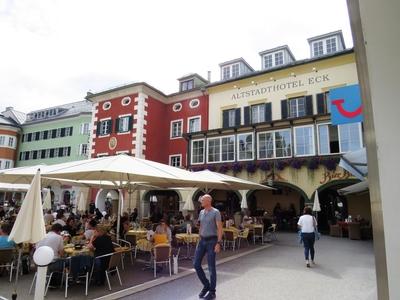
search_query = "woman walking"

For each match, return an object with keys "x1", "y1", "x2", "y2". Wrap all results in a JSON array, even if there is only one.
[{"x1": 298, "y1": 206, "x2": 317, "y2": 267}]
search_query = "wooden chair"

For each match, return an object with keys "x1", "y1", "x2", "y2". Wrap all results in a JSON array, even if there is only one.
[
  {"x1": 223, "y1": 230, "x2": 237, "y2": 251},
  {"x1": 152, "y1": 243, "x2": 171, "y2": 278},
  {"x1": 90, "y1": 252, "x2": 122, "y2": 291},
  {"x1": 329, "y1": 224, "x2": 343, "y2": 237}
]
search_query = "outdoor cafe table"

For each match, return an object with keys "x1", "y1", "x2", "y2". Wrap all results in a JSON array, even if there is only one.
[
  {"x1": 64, "y1": 244, "x2": 92, "y2": 257},
  {"x1": 223, "y1": 227, "x2": 240, "y2": 239},
  {"x1": 126, "y1": 229, "x2": 147, "y2": 240},
  {"x1": 175, "y1": 233, "x2": 200, "y2": 260}
]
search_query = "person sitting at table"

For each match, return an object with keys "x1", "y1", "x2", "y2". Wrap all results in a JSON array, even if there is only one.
[
  {"x1": 129, "y1": 208, "x2": 138, "y2": 223},
  {"x1": 0, "y1": 223, "x2": 15, "y2": 249},
  {"x1": 44, "y1": 210, "x2": 54, "y2": 225},
  {"x1": 176, "y1": 211, "x2": 184, "y2": 223},
  {"x1": 94, "y1": 208, "x2": 103, "y2": 221},
  {"x1": 53, "y1": 212, "x2": 66, "y2": 227},
  {"x1": 84, "y1": 219, "x2": 97, "y2": 240},
  {"x1": 180, "y1": 214, "x2": 194, "y2": 233},
  {"x1": 88, "y1": 225, "x2": 115, "y2": 286},
  {"x1": 36, "y1": 223, "x2": 65, "y2": 260},
  {"x1": 63, "y1": 217, "x2": 77, "y2": 237},
  {"x1": 155, "y1": 219, "x2": 172, "y2": 243},
  {"x1": 122, "y1": 219, "x2": 131, "y2": 238}
]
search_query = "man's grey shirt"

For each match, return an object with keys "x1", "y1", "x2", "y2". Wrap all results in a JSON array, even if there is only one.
[{"x1": 199, "y1": 207, "x2": 221, "y2": 238}]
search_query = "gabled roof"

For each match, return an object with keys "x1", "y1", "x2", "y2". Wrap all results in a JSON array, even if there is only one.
[
  {"x1": 307, "y1": 30, "x2": 346, "y2": 48},
  {"x1": 0, "y1": 114, "x2": 21, "y2": 128},
  {"x1": 218, "y1": 57, "x2": 255, "y2": 71},
  {"x1": 258, "y1": 45, "x2": 296, "y2": 61}
]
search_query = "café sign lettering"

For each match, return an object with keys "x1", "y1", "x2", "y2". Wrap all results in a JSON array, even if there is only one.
[
  {"x1": 320, "y1": 169, "x2": 352, "y2": 184},
  {"x1": 231, "y1": 74, "x2": 330, "y2": 101}
]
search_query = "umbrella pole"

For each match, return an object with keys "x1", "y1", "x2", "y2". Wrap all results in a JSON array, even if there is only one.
[{"x1": 13, "y1": 248, "x2": 22, "y2": 297}]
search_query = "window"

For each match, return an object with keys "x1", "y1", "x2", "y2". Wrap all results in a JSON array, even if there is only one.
[
  {"x1": 231, "y1": 64, "x2": 240, "y2": 78},
  {"x1": 258, "y1": 129, "x2": 292, "y2": 159},
  {"x1": 294, "y1": 126, "x2": 315, "y2": 156},
  {"x1": 121, "y1": 97, "x2": 131, "y2": 106},
  {"x1": 227, "y1": 109, "x2": 236, "y2": 127},
  {"x1": 172, "y1": 103, "x2": 182, "y2": 112},
  {"x1": 79, "y1": 144, "x2": 88, "y2": 156},
  {"x1": 99, "y1": 120, "x2": 111, "y2": 136},
  {"x1": 221, "y1": 136, "x2": 235, "y2": 162},
  {"x1": 326, "y1": 37, "x2": 337, "y2": 53},
  {"x1": 180, "y1": 80, "x2": 194, "y2": 91},
  {"x1": 8, "y1": 137, "x2": 14, "y2": 148},
  {"x1": 169, "y1": 155, "x2": 182, "y2": 167},
  {"x1": 81, "y1": 123, "x2": 90, "y2": 135},
  {"x1": 102, "y1": 101, "x2": 111, "y2": 110},
  {"x1": 170, "y1": 120, "x2": 183, "y2": 138},
  {"x1": 27, "y1": 133, "x2": 32, "y2": 142},
  {"x1": 264, "y1": 54, "x2": 273, "y2": 69},
  {"x1": 0, "y1": 136, "x2": 5, "y2": 145},
  {"x1": 318, "y1": 123, "x2": 340, "y2": 154},
  {"x1": 188, "y1": 117, "x2": 201, "y2": 133},
  {"x1": 251, "y1": 104, "x2": 266, "y2": 124},
  {"x1": 274, "y1": 52, "x2": 284, "y2": 66},
  {"x1": 237, "y1": 133, "x2": 254, "y2": 160},
  {"x1": 313, "y1": 41, "x2": 324, "y2": 57},
  {"x1": 118, "y1": 116, "x2": 130, "y2": 133},
  {"x1": 191, "y1": 139, "x2": 205, "y2": 164},
  {"x1": 43, "y1": 131, "x2": 48, "y2": 140},
  {"x1": 24, "y1": 151, "x2": 30, "y2": 161},
  {"x1": 339, "y1": 123, "x2": 363, "y2": 153},
  {"x1": 4, "y1": 161, "x2": 11, "y2": 169},
  {"x1": 189, "y1": 99, "x2": 200, "y2": 108},
  {"x1": 207, "y1": 138, "x2": 221, "y2": 163},
  {"x1": 34, "y1": 132, "x2": 40, "y2": 141},
  {"x1": 222, "y1": 66, "x2": 230, "y2": 80},
  {"x1": 289, "y1": 97, "x2": 306, "y2": 118}
]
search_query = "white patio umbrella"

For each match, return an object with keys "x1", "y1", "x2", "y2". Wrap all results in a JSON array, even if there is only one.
[
  {"x1": 42, "y1": 190, "x2": 52, "y2": 211},
  {"x1": 240, "y1": 197, "x2": 248, "y2": 209},
  {"x1": 313, "y1": 190, "x2": 321, "y2": 222},
  {"x1": 77, "y1": 191, "x2": 87, "y2": 212},
  {"x1": 339, "y1": 147, "x2": 367, "y2": 181},
  {"x1": 8, "y1": 169, "x2": 47, "y2": 300},
  {"x1": 338, "y1": 180, "x2": 369, "y2": 195},
  {"x1": 182, "y1": 197, "x2": 195, "y2": 211}
]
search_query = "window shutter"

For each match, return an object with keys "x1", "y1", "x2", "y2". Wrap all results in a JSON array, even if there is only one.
[
  {"x1": 22, "y1": 134, "x2": 25, "y2": 142},
  {"x1": 265, "y1": 103, "x2": 272, "y2": 122},
  {"x1": 235, "y1": 108, "x2": 241, "y2": 126},
  {"x1": 128, "y1": 116, "x2": 133, "y2": 130},
  {"x1": 222, "y1": 110, "x2": 229, "y2": 128},
  {"x1": 115, "y1": 118, "x2": 120, "y2": 132},
  {"x1": 244, "y1": 106, "x2": 251, "y2": 125},
  {"x1": 96, "y1": 122, "x2": 101, "y2": 135},
  {"x1": 67, "y1": 147, "x2": 71, "y2": 156},
  {"x1": 80, "y1": 124, "x2": 83, "y2": 134},
  {"x1": 60, "y1": 128, "x2": 66, "y2": 137},
  {"x1": 281, "y1": 100, "x2": 288, "y2": 119},
  {"x1": 305, "y1": 95, "x2": 313, "y2": 116},
  {"x1": 108, "y1": 120, "x2": 113, "y2": 133},
  {"x1": 316, "y1": 93, "x2": 326, "y2": 114},
  {"x1": 69, "y1": 126, "x2": 73, "y2": 135}
]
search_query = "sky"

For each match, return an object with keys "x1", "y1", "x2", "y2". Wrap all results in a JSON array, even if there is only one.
[{"x1": 0, "y1": 0, "x2": 353, "y2": 113}]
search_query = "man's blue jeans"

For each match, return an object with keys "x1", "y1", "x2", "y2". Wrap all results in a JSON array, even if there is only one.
[{"x1": 193, "y1": 238, "x2": 217, "y2": 293}]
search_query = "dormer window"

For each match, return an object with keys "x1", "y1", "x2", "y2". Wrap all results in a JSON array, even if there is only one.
[
  {"x1": 180, "y1": 79, "x2": 194, "y2": 92},
  {"x1": 264, "y1": 55, "x2": 273, "y2": 69},
  {"x1": 259, "y1": 46, "x2": 295, "y2": 70},
  {"x1": 274, "y1": 52, "x2": 284, "y2": 66},
  {"x1": 222, "y1": 63, "x2": 240, "y2": 80},
  {"x1": 308, "y1": 31, "x2": 344, "y2": 58},
  {"x1": 219, "y1": 58, "x2": 253, "y2": 81}
]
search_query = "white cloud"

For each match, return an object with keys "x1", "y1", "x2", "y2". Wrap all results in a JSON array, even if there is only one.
[{"x1": 0, "y1": 0, "x2": 352, "y2": 112}]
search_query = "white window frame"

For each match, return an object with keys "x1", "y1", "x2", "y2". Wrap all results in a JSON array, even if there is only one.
[
  {"x1": 189, "y1": 99, "x2": 200, "y2": 109},
  {"x1": 293, "y1": 125, "x2": 316, "y2": 157},
  {"x1": 80, "y1": 123, "x2": 90, "y2": 135},
  {"x1": 222, "y1": 66, "x2": 231, "y2": 80},
  {"x1": 251, "y1": 104, "x2": 266, "y2": 124},
  {"x1": 231, "y1": 63, "x2": 240, "y2": 78},
  {"x1": 118, "y1": 115, "x2": 131, "y2": 133},
  {"x1": 221, "y1": 135, "x2": 236, "y2": 163},
  {"x1": 227, "y1": 109, "x2": 236, "y2": 127},
  {"x1": 121, "y1": 97, "x2": 131, "y2": 106},
  {"x1": 206, "y1": 137, "x2": 221, "y2": 163},
  {"x1": 312, "y1": 36, "x2": 338, "y2": 56},
  {"x1": 102, "y1": 101, "x2": 111, "y2": 111},
  {"x1": 172, "y1": 103, "x2": 182, "y2": 112},
  {"x1": 99, "y1": 118, "x2": 111, "y2": 137},
  {"x1": 181, "y1": 80, "x2": 194, "y2": 91},
  {"x1": 288, "y1": 97, "x2": 306, "y2": 118},
  {"x1": 170, "y1": 119, "x2": 183, "y2": 139},
  {"x1": 326, "y1": 36, "x2": 338, "y2": 54},
  {"x1": 191, "y1": 139, "x2": 205, "y2": 165},
  {"x1": 169, "y1": 154, "x2": 182, "y2": 167},
  {"x1": 263, "y1": 54, "x2": 273, "y2": 69},
  {"x1": 79, "y1": 143, "x2": 89, "y2": 156},
  {"x1": 237, "y1": 132, "x2": 254, "y2": 161},
  {"x1": 257, "y1": 129, "x2": 292, "y2": 160},
  {"x1": 317, "y1": 122, "x2": 363, "y2": 155},
  {"x1": 187, "y1": 116, "x2": 201, "y2": 133},
  {"x1": 338, "y1": 122, "x2": 363, "y2": 153},
  {"x1": 274, "y1": 51, "x2": 284, "y2": 66}
]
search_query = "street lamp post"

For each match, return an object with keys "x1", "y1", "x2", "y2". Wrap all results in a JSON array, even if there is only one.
[{"x1": 33, "y1": 246, "x2": 54, "y2": 300}]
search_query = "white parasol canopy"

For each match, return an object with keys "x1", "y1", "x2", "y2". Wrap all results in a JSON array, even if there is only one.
[
  {"x1": 182, "y1": 198, "x2": 195, "y2": 211},
  {"x1": 339, "y1": 148, "x2": 367, "y2": 181},
  {"x1": 42, "y1": 190, "x2": 52, "y2": 211},
  {"x1": 338, "y1": 180, "x2": 369, "y2": 195},
  {"x1": 313, "y1": 190, "x2": 321, "y2": 212},
  {"x1": 8, "y1": 169, "x2": 46, "y2": 244},
  {"x1": 77, "y1": 191, "x2": 87, "y2": 212}
]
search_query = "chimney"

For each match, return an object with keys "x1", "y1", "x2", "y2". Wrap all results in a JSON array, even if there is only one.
[{"x1": 207, "y1": 71, "x2": 211, "y2": 82}]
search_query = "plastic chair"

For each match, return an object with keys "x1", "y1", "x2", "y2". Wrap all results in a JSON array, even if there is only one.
[
  {"x1": 124, "y1": 234, "x2": 138, "y2": 259},
  {"x1": 115, "y1": 239, "x2": 133, "y2": 270},
  {"x1": 238, "y1": 228, "x2": 250, "y2": 249},
  {"x1": 266, "y1": 224, "x2": 278, "y2": 241},
  {"x1": 0, "y1": 248, "x2": 16, "y2": 282},
  {"x1": 152, "y1": 243, "x2": 171, "y2": 278}
]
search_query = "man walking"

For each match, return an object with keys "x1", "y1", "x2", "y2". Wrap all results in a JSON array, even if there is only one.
[{"x1": 194, "y1": 194, "x2": 223, "y2": 299}]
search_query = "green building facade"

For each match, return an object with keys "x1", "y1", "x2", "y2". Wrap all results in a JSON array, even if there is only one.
[{"x1": 17, "y1": 100, "x2": 92, "y2": 167}]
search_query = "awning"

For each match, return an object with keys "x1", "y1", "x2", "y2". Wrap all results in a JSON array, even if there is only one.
[
  {"x1": 338, "y1": 180, "x2": 369, "y2": 195},
  {"x1": 339, "y1": 148, "x2": 368, "y2": 181}
]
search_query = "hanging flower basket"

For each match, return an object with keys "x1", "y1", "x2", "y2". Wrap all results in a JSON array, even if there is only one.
[
  {"x1": 321, "y1": 158, "x2": 338, "y2": 171},
  {"x1": 246, "y1": 162, "x2": 257, "y2": 174},
  {"x1": 206, "y1": 165, "x2": 216, "y2": 172},
  {"x1": 190, "y1": 165, "x2": 205, "y2": 172},
  {"x1": 218, "y1": 164, "x2": 230, "y2": 174},
  {"x1": 290, "y1": 158, "x2": 304, "y2": 170},
  {"x1": 275, "y1": 160, "x2": 287, "y2": 171},
  {"x1": 307, "y1": 157, "x2": 320, "y2": 170},
  {"x1": 232, "y1": 162, "x2": 243, "y2": 173},
  {"x1": 258, "y1": 161, "x2": 272, "y2": 171}
]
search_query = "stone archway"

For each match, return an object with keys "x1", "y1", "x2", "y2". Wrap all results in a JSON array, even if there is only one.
[
  {"x1": 192, "y1": 189, "x2": 242, "y2": 217},
  {"x1": 142, "y1": 190, "x2": 182, "y2": 222}
]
